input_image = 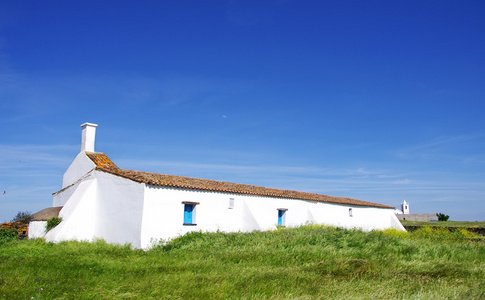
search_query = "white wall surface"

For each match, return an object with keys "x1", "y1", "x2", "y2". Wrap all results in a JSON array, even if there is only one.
[
  {"x1": 62, "y1": 152, "x2": 96, "y2": 188},
  {"x1": 53, "y1": 172, "x2": 90, "y2": 207},
  {"x1": 139, "y1": 185, "x2": 404, "y2": 249},
  {"x1": 95, "y1": 171, "x2": 145, "y2": 248},
  {"x1": 47, "y1": 170, "x2": 145, "y2": 247},
  {"x1": 45, "y1": 174, "x2": 97, "y2": 243},
  {"x1": 28, "y1": 221, "x2": 47, "y2": 239}
]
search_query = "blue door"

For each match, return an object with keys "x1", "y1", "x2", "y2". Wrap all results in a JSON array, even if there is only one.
[
  {"x1": 278, "y1": 210, "x2": 284, "y2": 226},
  {"x1": 184, "y1": 204, "x2": 194, "y2": 224}
]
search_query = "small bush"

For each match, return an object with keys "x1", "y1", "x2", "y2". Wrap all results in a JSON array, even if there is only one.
[
  {"x1": 11, "y1": 211, "x2": 33, "y2": 223},
  {"x1": 46, "y1": 217, "x2": 62, "y2": 232},
  {"x1": 0, "y1": 227, "x2": 18, "y2": 243},
  {"x1": 437, "y1": 213, "x2": 450, "y2": 221}
]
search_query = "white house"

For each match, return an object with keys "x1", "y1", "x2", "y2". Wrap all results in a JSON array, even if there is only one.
[{"x1": 30, "y1": 123, "x2": 405, "y2": 249}]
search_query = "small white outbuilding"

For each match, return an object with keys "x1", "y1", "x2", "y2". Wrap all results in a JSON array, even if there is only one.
[{"x1": 30, "y1": 123, "x2": 405, "y2": 249}]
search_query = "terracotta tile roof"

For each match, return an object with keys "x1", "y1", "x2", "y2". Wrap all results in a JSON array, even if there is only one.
[
  {"x1": 86, "y1": 152, "x2": 393, "y2": 209},
  {"x1": 86, "y1": 152, "x2": 118, "y2": 168}
]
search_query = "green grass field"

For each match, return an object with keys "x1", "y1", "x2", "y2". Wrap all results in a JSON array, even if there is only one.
[{"x1": 1, "y1": 225, "x2": 484, "y2": 299}]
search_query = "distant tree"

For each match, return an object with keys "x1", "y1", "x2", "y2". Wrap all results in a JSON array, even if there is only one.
[
  {"x1": 437, "y1": 213, "x2": 450, "y2": 222},
  {"x1": 11, "y1": 211, "x2": 33, "y2": 223}
]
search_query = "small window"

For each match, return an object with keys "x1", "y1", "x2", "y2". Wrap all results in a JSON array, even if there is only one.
[
  {"x1": 228, "y1": 198, "x2": 235, "y2": 209},
  {"x1": 277, "y1": 208, "x2": 287, "y2": 226},
  {"x1": 182, "y1": 201, "x2": 199, "y2": 225},
  {"x1": 349, "y1": 208, "x2": 353, "y2": 217}
]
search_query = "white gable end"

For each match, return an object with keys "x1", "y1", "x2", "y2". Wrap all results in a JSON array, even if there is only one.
[{"x1": 62, "y1": 152, "x2": 96, "y2": 188}]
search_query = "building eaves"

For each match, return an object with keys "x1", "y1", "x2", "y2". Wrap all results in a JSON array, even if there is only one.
[{"x1": 85, "y1": 152, "x2": 393, "y2": 209}]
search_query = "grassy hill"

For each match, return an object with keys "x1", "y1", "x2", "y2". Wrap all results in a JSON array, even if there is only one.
[{"x1": 1, "y1": 225, "x2": 484, "y2": 299}]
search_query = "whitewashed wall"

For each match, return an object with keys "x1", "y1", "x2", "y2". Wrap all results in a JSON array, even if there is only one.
[
  {"x1": 28, "y1": 221, "x2": 47, "y2": 238},
  {"x1": 62, "y1": 152, "x2": 96, "y2": 188},
  {"x1": 95, "y1": 171, "x2": 145, "y2": 248},
  {"x1": 141, "y1": 186, "x2": 246, "y2": 248},
  {"x1": 139, "y1": 185, "x2": 404, "y2": 249},
  {"x1": 44, "y1": 154, "x2": 404, "y2": 249},
  {"x1": 45, "y1": 174, "x2": 97, "y2": 242}
]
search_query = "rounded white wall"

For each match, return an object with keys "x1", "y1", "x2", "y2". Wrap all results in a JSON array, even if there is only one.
[
  {"x1": 47, "y1": 171, "x2": 146, "y2": 247},
  {"x1": 45, "y1": 174, "x2": 98, "y2": 243}
]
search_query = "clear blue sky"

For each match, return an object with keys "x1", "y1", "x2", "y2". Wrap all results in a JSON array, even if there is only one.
[{"x1": 1, "y1": 1, "x2": 484, "y2": 222}]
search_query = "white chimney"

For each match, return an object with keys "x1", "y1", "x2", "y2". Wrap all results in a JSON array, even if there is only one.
[{"x1": 80, "y1": 122, "x2": 98, "y2": 152}]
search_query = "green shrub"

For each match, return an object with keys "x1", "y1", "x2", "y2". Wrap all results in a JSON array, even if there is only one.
[
  {"x1": 11, "y1": 211, "x2": 33, "y2": 223},
  {"x1": 46, "y1": 217, "x2": 62, "y2": 231},
  {"x1": 437, "y1": 212, "x2": 450, "y2": 221},
  {"x1": 0, "y1": 227, "x2": 18, "y2": 243}
]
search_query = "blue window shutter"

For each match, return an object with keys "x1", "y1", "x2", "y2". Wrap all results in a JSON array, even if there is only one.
[{"x1": 184, "y1": 204, "x2": 194, "y2": 224}]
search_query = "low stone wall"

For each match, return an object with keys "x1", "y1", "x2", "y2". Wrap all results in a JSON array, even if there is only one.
[
  {"x1": 404, "y1": 225, "x2": 485, "y2": 236},
  {"x1": 0, "y1": 222, "x2": 29, "y2": 240},
  {"x1": 396, "y1": 214, "x2": 438, "y2": 222}
]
